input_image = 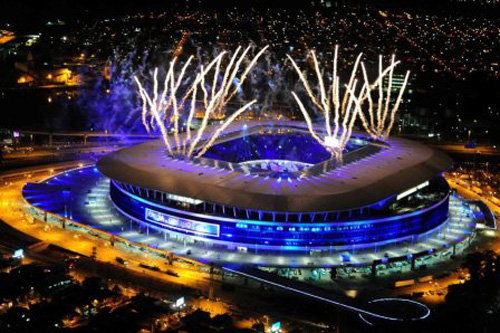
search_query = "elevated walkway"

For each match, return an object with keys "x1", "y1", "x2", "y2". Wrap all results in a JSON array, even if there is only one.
[{"x1": 466, "y1": 200, "x2": 497, "y2": 229}]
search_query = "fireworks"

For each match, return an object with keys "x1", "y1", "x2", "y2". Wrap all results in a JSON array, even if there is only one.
[
  {"x1": 135, "y1": 45, "x2": 408, "y2": 163},
  {"x1": 357, "y1": 55, "x2": 410, "y2": 141},
  {"x1": 288, "y1": 47, "x2": 410, "y2": 161},
  {"x1": 287, "y1": 46, "x2": 365, "y2": 162},
  {"x1": 134, "y1": 46, "x2": 268, "y2": 159}
]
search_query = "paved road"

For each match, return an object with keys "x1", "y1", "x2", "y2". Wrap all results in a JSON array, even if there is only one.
[{"x1": 0, "y1": 214, "x2": 38, "y2": 251}]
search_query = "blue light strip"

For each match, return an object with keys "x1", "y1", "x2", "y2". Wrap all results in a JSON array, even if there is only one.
[
  {"x1": 223, "y1": 267, "x2": 431, "y2": 322},
  {"x1": 358, "y1": 297, "x2": 431, "y2": 325}
]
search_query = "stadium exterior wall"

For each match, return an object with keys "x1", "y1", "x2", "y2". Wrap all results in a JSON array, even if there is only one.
[{"x1": 109, "y1": 179, "x2": 450, "y2": 253}]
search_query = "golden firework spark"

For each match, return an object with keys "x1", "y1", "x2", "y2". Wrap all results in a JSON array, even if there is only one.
[
  {"x1": 287, "y1": 47, "x2": 364, "y2": 162},
  {"x1": 134, "y1": 46, "x2": 268, "y2": 159}
]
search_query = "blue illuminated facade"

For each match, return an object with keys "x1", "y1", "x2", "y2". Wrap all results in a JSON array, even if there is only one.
[
  {"x1": 21, "y1": 157, "x2": 451, "y2": 254},
  {"x1": 109, "y1": 177, "x2": 450, "y2": 253}
]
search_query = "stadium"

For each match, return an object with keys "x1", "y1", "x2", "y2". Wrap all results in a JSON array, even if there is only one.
[
  {"x1": 97, "y1": 121, "x2": 454, "y2": 256},
  {"x1": 21, "y1": 48, "x2": 479, "y2": 268}
]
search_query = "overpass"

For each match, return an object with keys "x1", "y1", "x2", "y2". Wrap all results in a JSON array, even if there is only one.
[{"x1": 18, "y1": 130, "x2": 158, "y2": 145}]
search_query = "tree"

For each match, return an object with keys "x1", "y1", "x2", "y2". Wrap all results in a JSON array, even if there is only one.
[
  {"x1": 211, "y1": 313, "x2": 233, "y2": 329},
  {"x1": 330, "y1": 267, "x2": 337, "y2": 281},
  {"x1": 463, "y1": 250, "x2": 500, "y2": 288},
  {"x1": 425, "y1": 251, "x2": 500, "y2": 333},
  {"x1": 181, "y1": 309, "x2": 212, "y2": 331}
]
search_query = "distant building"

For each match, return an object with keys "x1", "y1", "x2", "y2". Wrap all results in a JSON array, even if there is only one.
[{"x1": 14, "y1": 52, "x2": 83, "y2": 87}]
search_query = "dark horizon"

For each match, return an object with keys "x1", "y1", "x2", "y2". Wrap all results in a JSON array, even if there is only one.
[{"x1": 2, "y1": 0, "x2": 500, "y2": 31}]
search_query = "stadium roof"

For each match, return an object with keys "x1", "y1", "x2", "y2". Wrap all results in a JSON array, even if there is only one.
[{"x1": 98, "y1": 121, "x2": 452, "y2": 212}]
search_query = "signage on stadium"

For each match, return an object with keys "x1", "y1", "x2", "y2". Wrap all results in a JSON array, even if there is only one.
[{"x1": 145, "y1": 208, "x2": 220, "y2": 237}]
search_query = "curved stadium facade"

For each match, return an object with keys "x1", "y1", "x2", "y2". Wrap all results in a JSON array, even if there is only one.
[{"x1": 98, "y1": 122, "x2": 452, "y2": 254}]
